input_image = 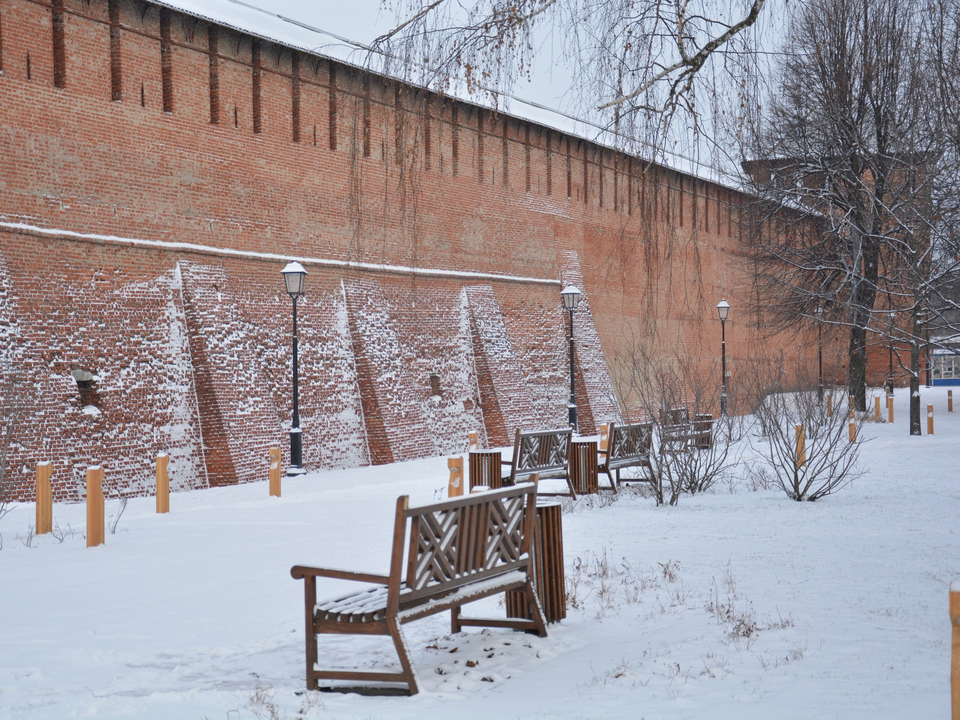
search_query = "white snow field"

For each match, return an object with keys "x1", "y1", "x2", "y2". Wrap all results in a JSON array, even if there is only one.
[{"x1": 1, "y1": 387, "x2": 957, "y2": 719}]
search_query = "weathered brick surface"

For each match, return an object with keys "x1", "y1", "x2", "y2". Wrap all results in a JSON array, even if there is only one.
[
  {"x1": 465, "y1": 284, "x2": 538, "y2": 447},
  {"x1": 0, "y1": 0, "x2": 836, "y2": 501}
]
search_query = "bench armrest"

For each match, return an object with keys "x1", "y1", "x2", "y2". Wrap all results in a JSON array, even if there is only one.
[{"x1": 290, "y1": 565, "x2": 390, "y2": 584}]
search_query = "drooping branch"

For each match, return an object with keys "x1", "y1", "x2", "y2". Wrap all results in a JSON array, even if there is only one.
[{"x1": 597, "y1": 0, "x2": 766, "y2": 111}]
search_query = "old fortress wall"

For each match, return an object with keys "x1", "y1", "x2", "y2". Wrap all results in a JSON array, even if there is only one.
[{"x1": 0, "y1": 0, "x2": 785, "y2": 501}]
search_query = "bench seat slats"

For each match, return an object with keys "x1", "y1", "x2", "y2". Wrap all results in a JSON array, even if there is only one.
[
  {"x1": 315, "y1": 569, "x2": 531, "y2": 625},
  {"x1": 316, "y1": 586, "x2": 391, "y2": 623}
]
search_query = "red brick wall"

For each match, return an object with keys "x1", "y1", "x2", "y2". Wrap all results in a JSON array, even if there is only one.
[{"x1": 0, "y1": 0, "x2": 807, "y2": 501}]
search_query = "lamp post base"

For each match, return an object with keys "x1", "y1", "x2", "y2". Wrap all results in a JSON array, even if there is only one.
[{"x1": 288, "y1": 427, "x2": 304, "y2": 477}]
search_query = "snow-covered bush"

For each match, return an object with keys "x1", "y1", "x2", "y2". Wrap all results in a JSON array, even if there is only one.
[
  {"x1": 612, "y1": 343, "x2": 745, "y2": 505},
  {"x1": 749, "y1": 365, "x2": 867, "y2": 501}
]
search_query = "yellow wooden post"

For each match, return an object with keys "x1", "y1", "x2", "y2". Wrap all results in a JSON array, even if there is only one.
[
  {"x1": 269, "y1": 447, "x2": 281, "y2": 497},
  {"x1": 951, "y1": 582, "x2": 960, "y2": 720},
  {"x1": 155, "y1": 453, "x2": 169, "y2": 513},
  {"x1": 467, "y1": 432, "x2": 479, "y2": 451},
  {"x1": 86, "y1": 466, "x2": 104, "y2": 548},
  {"x1": 827, "y1": 394, "x2": 833, "y2": 417},
  {"x1": 598, "y1": 423, "x2": 610, "y2": 452},
  {"x1": 928, "y1": 404, "x2": 935, "y2": 435},
  {"x1": 447, "y1": 457, "x2": 464, "y2": 497},
  {"x1": 795, "y1": 425, "x2": 805, "y2": 468},
  {"x1": 874, "y1": 396, "x2": 881, "y2": 422},
  {"x1": 35, "y1": 462, "x2": 53, "y2": 535},
  {"x1": 849, "y1": 395, "x2": 855, "y2": 410},
  {"x1": 848, "y1": 409, "x2": 856, "y2": 443},
  {"x1": 950, "y1": 390, "x2": 954, "y2": 413},
  {"x1": 888, "y1": 395, "x2": 894, "y2": 424}
]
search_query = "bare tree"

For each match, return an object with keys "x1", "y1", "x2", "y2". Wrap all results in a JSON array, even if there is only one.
[
  {"x1": 748, "y1": 360, "x2": 866, "y2": 501},
  {"x1": 741, "y1": 0, "x2": 951, "y2": 424},
  {"x1": 376, "y1": 0, "x2": 768, "y2": 151},
  {"x1": 612, "y1": 339, "x2": 745, "y2": 505}
]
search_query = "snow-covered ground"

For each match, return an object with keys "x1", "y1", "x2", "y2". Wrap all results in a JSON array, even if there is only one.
[{"x1": 1, "y1": 387, "x2": 957, "y2": 719}]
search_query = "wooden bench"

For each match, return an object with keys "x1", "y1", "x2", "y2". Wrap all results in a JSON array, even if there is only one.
[
  {"x1": 597, "y1": 421, "x2": 655, "y2": 491},
  {"x1": 501, "y1": 427, "x2": 576, "y2": 499},
  {"x1": 290, "y1": 484, "x2": 547, "y2": 696},
  {"x1": 660, "y1": 408, "x2": 714, "y2": 452}
]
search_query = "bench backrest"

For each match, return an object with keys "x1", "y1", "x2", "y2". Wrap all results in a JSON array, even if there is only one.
[
  {"x1": 608, "y1": 422, "x2": 653, "y2": 466},
  {"x1": 659, "y1": 407, "x2": 692, "y2": 452},
  {"x1": 661, "y1": 407, "x2": 689, "y2": 428},
  {"x1": 390, "y1": 483, "x2": 537, "y2": 607},
  {"x1": 508, "y1": 427, "x2": 572, "y2": 482}
]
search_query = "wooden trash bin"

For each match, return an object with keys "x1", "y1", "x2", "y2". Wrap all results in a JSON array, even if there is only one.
[
  {"x1": 569, "y1": 439, "x2": 598, "y2": 495},
  {"x1": 469, "y1": 450, "x2": 502, "y2": 491},
  {"x1": 506, "y1": 499, "x2": 565, "y2": 623}
]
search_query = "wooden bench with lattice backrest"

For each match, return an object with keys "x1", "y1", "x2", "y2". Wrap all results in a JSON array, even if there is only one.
[
  {"x1": 660, "y1": 408, "x2": 714, "y2": 452},
  {"x1": 501, "y1": 427, "x2": 576, "y2": 499},
  {"x1": 290, "y1": 483, "x2": 547, "y2": 696},
  {"x1": 598, "y1": 421, "x2": 655, "y2": 491}
]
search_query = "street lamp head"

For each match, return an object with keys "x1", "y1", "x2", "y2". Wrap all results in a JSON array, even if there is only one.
[
  {"x1": 281, "y1": 261, "x2": 308, "y2": 298},
  {"x1": 717, "y1": 299, "x2": 730, "y2": 322},
  {"x1": 816, "y1": 303, "x2": 824, "y2": 319},
  {"x1": 561, "y1": 285, "x2": 582, "y2": 311}
]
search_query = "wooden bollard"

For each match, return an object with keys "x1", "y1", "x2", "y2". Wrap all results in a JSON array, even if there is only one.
[
  {"x1": 35, "y1": 462, "x2": 53, "y2": 535},
  {"x1": 827, "y1": 394, "x2": 833, "y2": 417},
  {"x1": 86, "y1": 466, "x2": 105, "y2": 548},
  {"x1": 848, "y1": 409, "x2": 856, "y2": 443},
  {"x1": 467, "y1": 431, "x2": 479, "y2": 451},
  {"x1": 874, "y1": 396, "x2": 881, "y2": 422},
  {"x1": 269, "y1": 447, "x2": 281, "y2": 497},
  {"x1": 950, "y1": 390, "x2": 954, "y2": 413},
  {"x1": 928, "y1": 404, "x2": 935, "y2": 435},
  {"x1": 795, "y1": 425, "x2": 805, "y2": 468},
  {"x1": 849, "y1": 395, "x2": 855, "y2": 410},
  {"x1": 156, "y1": 453, "x2": 169, "y2": 513},
  {"x1": 950, "y1": 580, "x2": 960, "y2": 720},
  {"x1": 447, "y1": 457, "x2": 464, "y2": 497},
  {"x1": 888, "y1": 395, "x2": 894, "y2": 424},
  {"x1": 598, "y1": 423, "x2": 610, "y2": 452},
  {"x1": 951, "y1": 582, "x2": 960, "y2": 720}
]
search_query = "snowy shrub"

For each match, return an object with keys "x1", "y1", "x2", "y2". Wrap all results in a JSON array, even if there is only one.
[
  {"x1": 749, "y1": 362, "x2": 867, "y2": 501},
  {"x1": 612, "y1": 343, "x2": 746, "y2": 505}
]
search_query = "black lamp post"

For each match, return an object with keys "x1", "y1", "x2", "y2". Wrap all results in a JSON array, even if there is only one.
[
  {"x1": 561, "y1": 285, "x2": 582, "y2": 434},
  {"x1": 717, "y1": 299, "x2": 730, "y2": 415},
  {"x1": 887, "y1": 311, "x2": 895, "y2": 397},
  {"x1": 281, "y1": 261, "x2": 308, "y2": 476},
  {"x1": 816, "y1": 304, "x2": 824, "y2": 403}
]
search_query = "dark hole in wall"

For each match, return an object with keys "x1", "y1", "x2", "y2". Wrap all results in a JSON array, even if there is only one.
[
  {"x1": 72, "y1": 370, "x2": 102, "y2": 411},
  {"x1": 430, "y1": 373, "x2": 441, "y2": 397}
]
